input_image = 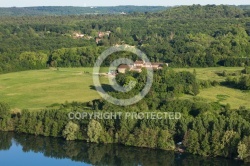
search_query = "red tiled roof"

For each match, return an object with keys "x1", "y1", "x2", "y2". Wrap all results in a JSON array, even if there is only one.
[
  {"x1": 118, "y1": 64, "x2": 130, "y2": 69},
  {"x1": 134, "y1": 60, "x2": 144, "y2": 65}
]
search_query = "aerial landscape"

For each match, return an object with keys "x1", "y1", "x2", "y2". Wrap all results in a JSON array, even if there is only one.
[{"x1": 0, "y1": 0, "x2": 250, "y2": 165}]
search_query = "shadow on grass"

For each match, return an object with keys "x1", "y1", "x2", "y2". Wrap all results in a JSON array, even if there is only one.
[
  {"x1": 89, "y1": 84, "x2": 115, "y2": 93},
  {"x1": 220, "y1": 81, "x2": 239, "y2": 89}
]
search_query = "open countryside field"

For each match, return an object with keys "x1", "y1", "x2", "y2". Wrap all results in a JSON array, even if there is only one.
[
  {"x1": 0, "y1": 67, "x2": 249, "y2": 110},
  {"x1": 0, "y1": 67, "x2": 108, "y2": 110}
]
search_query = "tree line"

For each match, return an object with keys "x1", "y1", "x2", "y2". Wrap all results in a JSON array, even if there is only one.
[{"x1": 1, "y1": 100, "x2": 250, "y2": 162}]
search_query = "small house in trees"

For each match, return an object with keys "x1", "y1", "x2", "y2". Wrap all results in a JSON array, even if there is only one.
[{"x1": 117, "y1": 64, "x2": 131, "y2": 73}]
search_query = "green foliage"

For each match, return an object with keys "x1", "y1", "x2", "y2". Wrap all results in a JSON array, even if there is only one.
[
  {"x1": 192, "y1": 82, "x2": 200, "y2": 96},
  {"x1": 183, "y1": 130, "x2": 200, "y2": 154},
  {"x1": 18, "y1": 52, "x2": 48, "y2": 69},
  {"x1": 0, "y1": 132, "x2": 12, "y2": 150},
  {"x1": 242, "y1": 66, "x2": 250, "y2": 74},
  {"x1": 238, "y1": 136, "x2": 250, "y2": 162},
  {"x1": 0, "y1": 6, "x2": 168, "y2": 16},
  {"x1": 220, "y1": 131, "x2": 240, "y2": 158},
  {"x1": 0, "y1": 5, "x2": 250, "y2": 73},
  {"x1": 0, "y1": 101, "x2": 249, "y2": 162},
  {"x1": 63, "y1": 121, "x2": 80, "y2": 141},
  {"x1": 113, "y1": 68, "x2": 198, "y2": 101},
  {"x1": 0, "y1": 5, "x2": 250, "y2": 162},
  {"x1": 239, "y1": 76, "x2": 250, "y2": 90},
  {"x1": 160, "y1": 5, "x2": 244, "y2": 19},
  {"x1": 238, "y1": 142, "x2": 247, "y2": 160},
  {"x1": 49, "y1": 47, "x2": 105, "y2": 67},
  {"x1": 124, "y1": 127, "x2": 175, "y2": 150},
  {"x1": 87, "y1": 120, "x2": 103, "y2": 143},
  {"x1": 0, "y1": 102, "x2": 10, "y2": 119},
  {"x1": 224, "y1": 75, "x2": 250, "y2": 90},
  {"x1": 157, "y1": 129, "x2": 175, "y2": 150},
  {"x1": 123, "y1": 76, "x2": 137, "y2": 90}
]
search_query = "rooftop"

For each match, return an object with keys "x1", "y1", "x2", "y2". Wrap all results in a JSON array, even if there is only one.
[
  {"x1": 118, "y1": 64, "x2": 130, "y2": 69},
  {"x1": 134, "y1": 60, "x2": 144, "y2": 65}
]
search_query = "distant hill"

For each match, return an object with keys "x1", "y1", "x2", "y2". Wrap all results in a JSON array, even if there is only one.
[
  {"x1": 0, "y1": 6, "x2": 169, "y2": 16},
  {"x1": 238, "y1": 5, "x2": 250, "y2": 10},
  {"x1": 0, "y1": 5, "x2": 248, "y2": 17},
  {"x1": 158, "y1": 5, "x2": 245, "y2": 19}
]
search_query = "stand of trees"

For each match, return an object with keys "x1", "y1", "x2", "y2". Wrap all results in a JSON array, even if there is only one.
[
  {"x1": 224, "y1": 75, "x2": 250, "y2": 90},
  {"x1": 222, "y1": 67, "x2": 250, "y2": 90},
  {"x1": 0, "y1": 101, "x2": 250, "y2": 162}
]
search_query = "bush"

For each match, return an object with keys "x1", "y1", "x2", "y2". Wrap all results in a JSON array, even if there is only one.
[
  {"x1": 87, "y1": 120, "x2": 103, "y2": 143},
  {"x1": 62, "y1": 121, "x2": 79, "y2": 141},
  {"x1": 0, "y1": 102, "x2": 10, "y2": 119}
]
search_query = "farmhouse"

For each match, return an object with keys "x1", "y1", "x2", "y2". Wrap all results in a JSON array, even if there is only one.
[
  {"x1": 73, "y1": 32, "x2": 85, "y2": 38},
  {"x1": 98, "y1": 31, "x2": 111, "y2": 38},
  {"x1": 134, "y1": 60, "x2": 144, "y2": 67},
  {"x1": 117, "y1": 64, "x2": 131, "y2": 73},
  {"x1": 117, "y1": 60, "x2": 168, "y2": 73}
]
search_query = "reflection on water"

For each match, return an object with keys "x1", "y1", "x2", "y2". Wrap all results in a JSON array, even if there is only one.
[{"x1": 0, "y1": 132, "x2": 245, "y2": 166}]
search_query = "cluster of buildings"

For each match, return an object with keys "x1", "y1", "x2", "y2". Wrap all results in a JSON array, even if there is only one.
[
  {"x1": 72, "y1": 31, "x2": 111, "y2": 42},
  {"x1": 96, "y1": 31, "x2": 112, "y2": 44},
  {"x1": 72, "y1": 32, "x2": 93, "y2": 40},
  {"x1": 72, "y1": 32, "x2": 85, "y2": 38},
  {"x1": 117, "y1": 60, "x2": 168, "y2": 73}
]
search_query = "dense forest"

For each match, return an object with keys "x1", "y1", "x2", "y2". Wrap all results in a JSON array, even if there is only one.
[{"x1": 1, "y1": 5, "x2": 250, "y2": 73}]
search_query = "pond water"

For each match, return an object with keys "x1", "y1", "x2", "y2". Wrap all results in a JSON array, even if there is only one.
[{"x1": 0, "y1": 132, "x2": 246, "y2": 166}]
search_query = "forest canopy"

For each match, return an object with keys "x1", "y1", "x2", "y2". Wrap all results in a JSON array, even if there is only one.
[{"x1": 0, "y1": 5, "x2": 250, "y2": 73}]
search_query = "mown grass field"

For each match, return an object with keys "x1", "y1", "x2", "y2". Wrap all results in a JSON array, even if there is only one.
[
  {"x1": 0, "y1": 67, "x2": 249, "y2": 110},
  {"x1": 0, "y1": 68, "x2": 108, "y2": 110}
]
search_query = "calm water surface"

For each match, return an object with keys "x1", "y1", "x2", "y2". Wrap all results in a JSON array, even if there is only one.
[{"x1": 0, "y1": 132, "x2": 247, "y2": 166}]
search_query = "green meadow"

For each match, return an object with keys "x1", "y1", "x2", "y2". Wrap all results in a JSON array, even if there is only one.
[
  {"x1": 174, "y1": 67, "x2": 244, "y2": 81},
  {"x1": 0, "y1": 68, "x2": 108, "y2": 110},
  {"x1": 0, "y1": 67, "x2": 249, "y2": 110}
]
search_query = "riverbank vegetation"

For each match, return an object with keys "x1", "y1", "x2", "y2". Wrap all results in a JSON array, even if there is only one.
[
  {"x1": 1, "y1": 132, "x2": 243, "y2": 166},
  {"x1": 1, "y1": 97, "x2": 250, "y2": 162}
]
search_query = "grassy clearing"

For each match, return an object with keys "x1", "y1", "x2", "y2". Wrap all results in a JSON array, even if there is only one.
[
  {"x1": 174, "y1": 67, "x2": 250, "y2": 109},
  {"x1": 0, "y1": 67, "x2": 108, "y2": 110},
  {"x1": 174, "y1": 67, "x2": 244, "y2": 81},
  {"x1": 181, "y1": 86, "x2": 250, "y2": 109}
]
